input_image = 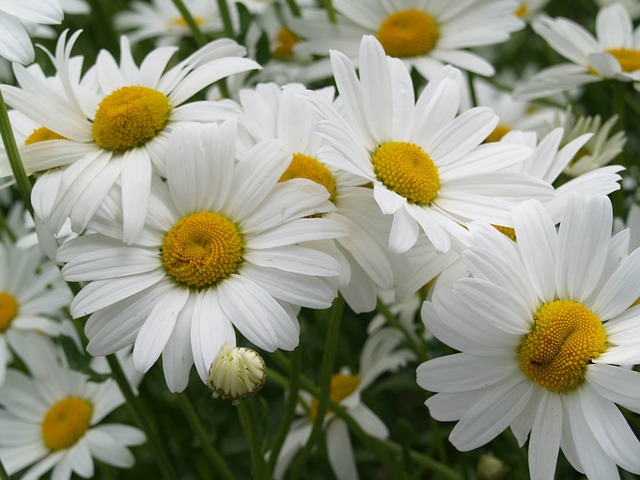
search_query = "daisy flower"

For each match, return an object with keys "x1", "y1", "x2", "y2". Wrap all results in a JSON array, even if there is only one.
[
  {"x1": 0, "y1": 333, "x2": 146, "y2": 480},
  {"x1": 114, "y1": 0, "x2": 239, "y2": 47},
  {"x1": 418, "y1": 194, "x2": 640, "y2": 480},
  {"x1": 0, "y1": 0, "x2": 63, "y2": 63},
  {"x1": 289, "y1": 0, "x2": 523, "y2": 80},
  {"x1": 515, "y1": 3, "x2": 640, "y2": 100},
  {"x1": 236, "y1": 81, "x2": 405, "y2": 313},
  {"x1": 57, "y1": 121, "x2": 346, "y2": 392},
  {"x1": 548, "y1": 108, "x2": 627, "y2": 177},
  {"x1": 272, "y1": 328, "x2": 415, "y2": 480},
  {"x1": 1, "y1": 30, "x2": 259, "y2": 243},
  {"x1": 512, "y1": 0, "x2": 549, "y2": 21},
  {"x1": 308, "y1": 35, "x2": 552, "y2": 254},
  {"x1": 0, "y1": 235, "x2": 71, "y2": 385}
]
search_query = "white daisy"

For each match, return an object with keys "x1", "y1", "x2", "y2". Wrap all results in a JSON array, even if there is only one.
[
  {"x1": 307, "y1": 35, "x2": 552, "y2": 254},
  {"x1": 0, "y1": 235, "x2": 71, "y2": 385},
  {"x1": 418, "y1": 194, "x2": 640, "y2": 480},
  {"x1": 547, "y1": 108, "x2": 627, "y2": 177},
  {"x1": 272, "y1": 328, "x2": 415, "y2": 480},
  {"x1": 512, "y1": 0, "x2": 549, "y2": 21},
  {"x1": 289, "y1": 0, "x2": 523, "y2": 80},
  {"x1": 515, "y1": 3, "x2": 640, "y2": 100},
  {"x1": 236, "y1": 81, "x2": 405, "y2": 313},
  {"x1": 114, "y1": 0, "x2": 239, "y2": 47},
  {"x1": 56, "y1": 121, "x2": 346, "y2": 392},
  {"x1": 0, "y1": 333, "x2": 146, "y2": 480},
  {"x1": 0, "y1": 0, "x2": 63, "y2": 64},
  {"x1": 1, "y1": 30, "x2": 259, "y2": 243}
]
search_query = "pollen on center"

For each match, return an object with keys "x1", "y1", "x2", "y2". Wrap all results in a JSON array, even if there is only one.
[
  {"x1": 279, "y1": 153, "x2": 337, "y2": 201},
  {"x1": 41, "y1": 397, "x2": 93, "y2": 451},
  {"x1": 518, "y1": 300, "x2": 607, "y2": 393},
  {"x1": 24, "y1": 127, "x2": 66, "y2": 145},
  {"x1": 0, "y1": 292, "x2": 18, "y2": 332},
  {"x1": 92, "y1": 85, "x2": 171, "y2": 152},
  {"x1": 605, "y1": 47, "x2": 640, "y2": 72},
  {"x1": 371, "y1": 141, "x2": 440, "y2": 206},
  {"x1": 376, "y1": 9, "x2": 440, "y2": 58},
  {"x1": 161, "y1": 211, "x2": 244, "y2": 289}
]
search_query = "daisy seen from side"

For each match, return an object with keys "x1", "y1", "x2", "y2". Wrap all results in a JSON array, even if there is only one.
[
  {"x1": 0, "y1": 332, "x2": 145, "y2": 480},
  {"x1": 515, "y1": 3, "x2": 640, "y2": 100},
  {"x1": 57, "y1": 121, "x2": 346, "y2": 392},
  {"x1": 418, "y1": 194, "x2": 640, "y2": 480},
  {"x1": 1, "y1": 30, "x2": 259, "y2": 243},
  {"x1": 308, "y1": 35, "x2": 553, "y2": 254}
]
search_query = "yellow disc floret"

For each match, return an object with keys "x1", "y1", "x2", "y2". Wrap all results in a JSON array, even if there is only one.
[
  {"x1": 279, "y1": 153, "x2": 336, "y2": 201},
  {"x1": 518, "y1": 300, "x2": 608, "y2": 392},
  {"x1": 162, "y1": 212, "x2": 244, "y2": 288},
  {"x1": 514, "y1": 3, "x2": 528, "y2": 18},
  {"x1": 485, "y1": 124, "x2": 511, "y2": 143},
  {"x1": 0, "y1": 292, "x2": 18, "y2": 332},
  {"x1": 41, "y1": 397, "x2": 93, "y2": 451},
  {"x1": 377, "y1": 10, "x2": 440, "y2": 58},
  {"x1": 605, "y1": 48, "x2": 640, "y2": 72},
  {"x1": 92, "y1": 86, "x2": 171, "y2": 151},
  {"x1": 169, "y1": 15, "x2": 204, "y2": 28},
  {"x1": 24, "y1": 127, "x2": 66, "y2": 145},
  {"x1": 493, "y1": 224, "x2": 516, "y2": 241},
  {"x1": 372, "y1": 141, "x2": 440, "y2": 205},
  {"x1": 309, "y1": 373, "x2": 360, "y2": 420},
  {"x1": 273, "y1": 27, "x2": 299, "y2": 58}
]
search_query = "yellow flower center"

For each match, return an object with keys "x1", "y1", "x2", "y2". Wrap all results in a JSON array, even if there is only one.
[
  {"x1": 518, "y1": 300, "x2": 608, "y2": 393},
  {"x1": 493, "y1": 224, "x2": 516, "y2": 241},
  {"x1": 92, "y1": 86, "x2": 171, "y2": 151},
  {"x1": 273, "y1": 27, "x2": 299, "y2": 58},
  {"x1": 309, "y1": 373, "x2": 360, "y2": 420},
  {"x1": 371, "y1": 142, "x2": 440, "y2": 205},
  {"x1": 161, "y1": 211, "x2": 244, "y2": 288},
  {"x1": 169, "y1": 15, "x2": 204, "y2": 28},
  {"x1": 41, "y1": 397, "x2": 93, "y2": 451},
  {"x1": 605, "y1": 48, "x2": 640, "y2": 72},
  {"x1": 24, "y1": 127, "x2": 66, "y2": 145},
  {"x1": 279, "y1": 153, "x2": 336, "y2": 201},
  {"x1": 0, "y1": 292, "x2": 18, "y2": 332},
  {"x1": 376, "y1": 9, "x2": 440, "y2": 58},
  {"x1": 485, "y1": 124, "x2": 511, "y2": 143},
  {"x1": 514, "y1": 3, "x2": 528, "y2": 18}
]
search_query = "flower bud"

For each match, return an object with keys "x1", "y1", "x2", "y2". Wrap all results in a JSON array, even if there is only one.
[
  {"x1": 477, "y1": 452, "x2": 508, "y2": 480},
  {"x1": 206, "y1": 344, "x2": 266, "y2": 404}
]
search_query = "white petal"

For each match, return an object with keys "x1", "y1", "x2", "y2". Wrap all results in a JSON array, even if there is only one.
[{"x1": 528, "y1": 392, "x2": 562, "y2": 480}]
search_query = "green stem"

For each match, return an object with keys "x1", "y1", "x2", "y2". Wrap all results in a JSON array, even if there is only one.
[
  {"x1": 612, "y1": 81, "x2": 626, "y2": 133},
  {"x1": 215, "y1": 0, "x2": 235, "y2": 39},
  {"x1": 467, "y1": 72, "x2": 479, "y2": 108},
  {"x1": 376, "y1": 297, "x2": 427, "y2": 362},
  {"x1": 0, "y1": 208, "x2": 16, "y2": 242},
  {"x1": 177, "y1": 392, "x2": 236, "y2": 480},
  {"x1": 171, "y1": 0, "x2": 209, "y2": 46},
  {"x1": 267, "y1": 346, "x2": 302, "y2": 474},
  {"x1": 237, "y1": 398, "x2": 268, "y2": 480},
  {"x1": 105, "y1": 355, "x2": 179, "y2": 480},
  {"x1": 320, "y1": 0, "x2": 337, "y2": 23},
  {"x1": 0, "y1": 89, "x2": 33, "y2": 216},
  {"x1": 0, "y1": 455, "x2": 10, "y2": 480},
  {"x1": 285, "y1": 0, "x2": 302, "y2": 17},
  {"x1": 268, "y1": 368, "x2": 463, "y2": 480},
  {"x1": 289, "y1": 296, "x2": 344, "y2": 479}
]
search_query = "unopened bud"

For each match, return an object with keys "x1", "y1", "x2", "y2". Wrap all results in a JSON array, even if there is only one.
[
  {"x1": 477, "y1": 452, "x2": 508, "y2": 480},
  {"x1": 206, "y1": 344, "x2": 266, "y2": 405}
]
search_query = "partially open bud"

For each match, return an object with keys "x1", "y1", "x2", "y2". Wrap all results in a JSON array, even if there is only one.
[
  {"x1": 206, "y1": 343, "x2": 266, "y2": 405},
  {"x1": 477, "y1": 452, "x2": 508, "y2": 480}
]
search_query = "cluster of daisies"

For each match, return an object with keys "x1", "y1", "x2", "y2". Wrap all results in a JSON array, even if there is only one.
[{"x1": 0, "y1": 0, "x2": 639, "y2": 479}]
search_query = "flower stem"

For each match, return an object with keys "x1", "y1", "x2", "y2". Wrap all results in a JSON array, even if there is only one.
[
  {"x1": 177, "y1": 392, "x2": 236, "y2": 480},
  {"x1": 215, "y1": 0, "x2": 235, "y2": 39},
  {"x1": 172, "y1": 0, "x2": 208, "y2": 46},
  {"x1": 376, "y1": 296, "x2": 427, "y2": 362},
  {"x1": 289, "y1": 295, "x2": 344, "y2": 479},
  {"x1": 0, "y1": 89, "x2": 33, "y2": 216},
  {"x1": 467, "y1": 72, "x2": 478, "y2": 108},
  {"x1": 105, "y1": 355, "x2": 179, "y2": 480},
  {"x1": 237, "y1": 397, "x2": 268, "y2": 480},
  {"x1": 267, "y1": 346, "x2": 302, "y2": 474},
  {"x1": 285, "y1": 0, "x2": 302, "y2": 17},
  {"x1": 320, "y1": 0, "x2": 337, "y2": 22}
]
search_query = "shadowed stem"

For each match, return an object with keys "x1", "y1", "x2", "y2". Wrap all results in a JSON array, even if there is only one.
[
  {"x1": 171, "y1": 0, "x2": 208, "y2": 46},
  {"x1": 237, "y1": 397, "x2": 268, "y2": 480}
]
